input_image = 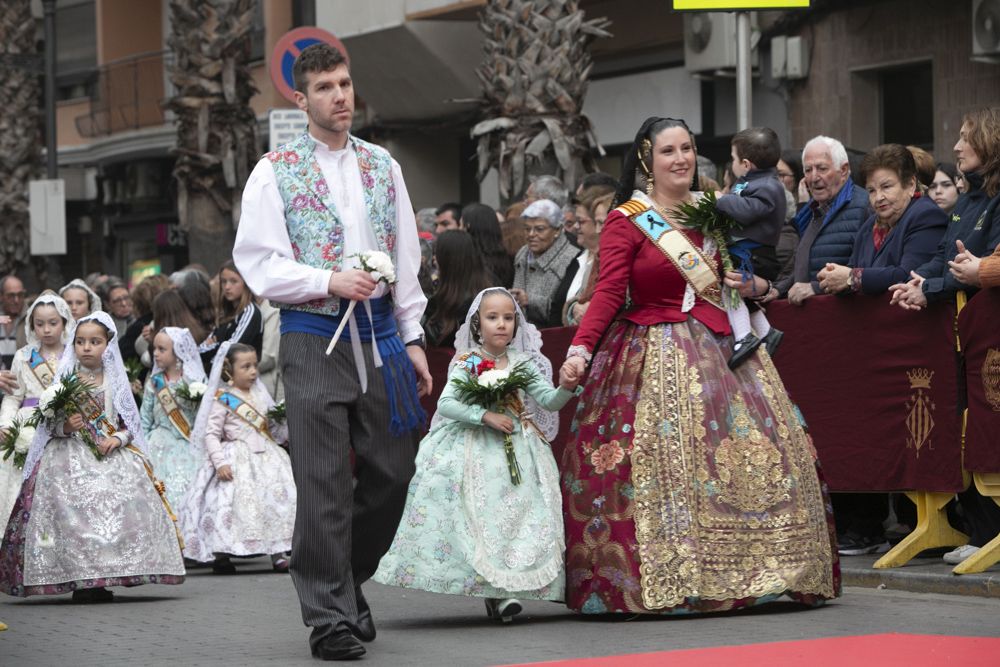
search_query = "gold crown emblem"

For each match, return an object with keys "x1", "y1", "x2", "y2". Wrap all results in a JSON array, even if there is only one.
[{"x1": 907, "y1": 368, "x2": 934, "y2": 390}]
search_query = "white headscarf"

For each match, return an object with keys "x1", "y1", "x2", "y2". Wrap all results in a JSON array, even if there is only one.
[
  {"x1": 152, "y1": 326, "x2": 207, "y2": 384},
  {"x1": 22, "y1": 311, "x2": 147, "y2": 479},
  {"x1": 59, "y1": 278, "x2": 103, "y2": 316},
  {"x1": 429, "y1": 287, "x2": 559, "y2": 440},
  {"x1": 189, "y1": 341, "x2": 274, "y2": 458},
  {"x1": 24, "y1": 292, "x2": 74, "y2": 349}
]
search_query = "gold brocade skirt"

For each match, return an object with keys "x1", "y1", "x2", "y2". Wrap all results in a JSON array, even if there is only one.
[{"x1": 562, "y1": 317, "x2": 840, "y2": 614}]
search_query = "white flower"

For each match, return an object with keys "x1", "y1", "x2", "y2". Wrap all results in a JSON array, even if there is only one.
[
  {"x1": 14, "y1": 425, "x2": 35, "y2": 454},
  {"x1": 37, "y1": 533, "x2": 54, "y2": 548},
  {"x1": 187, "y1": 381, "x2": 208, "y2": 399},
  {"x1": 39, "y1": 383, "x2": 64, "y2": 418},
  {"x1": 477, "y1": 368, "x2": 510, "y2": 389},
  {"x1": 360, "y1": 250, "x2": 396, "y2": 284}
]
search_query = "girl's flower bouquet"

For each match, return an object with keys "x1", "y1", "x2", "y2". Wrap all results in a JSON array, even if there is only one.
[
  {"x1": 266, "y1": 401, "x2": 286, "y2": 424},
  {"x1": 35, "y1": 373, "x2": 104, "y2": 460},
  {"x1": 125, "y1": 357, "x2": 144, "y2": 397},
  {"x1": 326, "y1": 250, "x2": 397, "y2": 355},
  {"x1": 450, "y1": 359, "x2": 535, "y2": 485},
  {"x1": 0, "y1": 416, "x2": 36, "y2": 469},
  {"x1": 174, "y1": 381, "x2": 208, "y2": 406}
]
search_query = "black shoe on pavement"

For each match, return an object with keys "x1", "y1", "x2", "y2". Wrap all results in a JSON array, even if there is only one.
[
  {"x1": 72, "y1": 587, "x2": 114, "y2": 603},
  {"x1": 311, "y1": 628, "x2": 366, "y2": 661},
  {"x1": 837, "y1": 532, "x2": 891, "y2": 556},
  {"x1": 212, "y1": 557, "x2": 236, "y2": 574},
  {"x1": 728, "y1": 333, "x2": 762, "y2": 370},
  {"x1": 350, "y1": 588, "x2": 376, "y2": 642},
  {"x1": 762, "y1": 328, "x2": 784, "y2": 357}
]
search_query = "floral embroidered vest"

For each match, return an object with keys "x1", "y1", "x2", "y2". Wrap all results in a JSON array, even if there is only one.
[{"x1": 266, "y1": 133, "x2": 397, "y2": 316}]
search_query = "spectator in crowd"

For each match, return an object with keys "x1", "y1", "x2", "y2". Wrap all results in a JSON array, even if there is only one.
[
  {"x1": 434, "y1": 202, "x2": 463, "y2": 234},
  {"x1": 817, "y1": 144, "x2": 948, "y2": 296},
  {"x1": 422, "y1": 230, "x2": 492, "y2": 348},
  {"x1": 525, "y1": 174, "x2": 569, "y2": 208},
  {"x1": 575, "y1": 171, "x2": 617, "y2": 196},
  {"x1": 891, "y1": 107, "x2": 1000, "y2": 310},
  {"x1": 171, "y1": 269, "x2": 216, "y2": 343},
  {"x1": 105, "y1": 280, "x2": 135, "y2": 338},
  {"x1": 501, "y1": 201, "x2": 528, "y2": 258},
  {"x1": 200, "y1": 261, "x2": 264, "y2": 366},
  {"x1": 929, "y1": 162, "x2": 962, "y2": 215},
  {"x1": 259, "y1": 297, "x2": 285, "y2": 404},
  {"x1": 59, "y1": 278, "x2": 102, "y2": 319},
  {"x1": 564, "y1": 188, "x2": 614, "y2": 326},
  {"x1": 721, "y1": 160, "x2": 737, "y2": 193},
  {"x1": 956, "y1": 170, "x2": 968, "y2": 194},
  {"x1": 951, "y1": 236, "x2": 1000, "y2": 288},
  {"x1": 150, "y1": 290, "x2": 208, "y2": 345},
  {"x1": 415, "y1": 207, "x2": 437, "y2": 240},
  {"x1": 120, "y1": 274, "x2": 169, "y2": 357},
  {"x1": 462, "y1": 203, "x2": 514, "y2": 288},
  {"x1": 696, "y1": 154, "x2": 718, "y2": 187},
  {"x1": 0, "y1": 275, "x2": 27, "y2": 370},
  {"x1": 511, "y1": 199, "x2": 581, "y2": 328},
  {"x1": 777, "y1": 149, "x2": 804, "y2": 200},
  {"x1": 892, "y1": 107, "x2": 1000, "y2": 566},
  {"x1": 416, "y1": 234, "x2": 437, "y2": 298},
  {"x1": 764, "y1": 135, "x2": 869, "y2": 305},
  {"x1": 906, "y1": 145, "x2": 936, "y2": 192}
]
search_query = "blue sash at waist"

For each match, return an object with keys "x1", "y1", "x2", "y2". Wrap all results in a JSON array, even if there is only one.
[{"x1": 279, "y1": 297, "x2": 425, "y2": 435}]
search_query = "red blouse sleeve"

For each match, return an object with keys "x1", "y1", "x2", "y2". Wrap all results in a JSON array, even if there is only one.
[{"x1": 572, "y1": 211, "x2": 640, "y2": 352}]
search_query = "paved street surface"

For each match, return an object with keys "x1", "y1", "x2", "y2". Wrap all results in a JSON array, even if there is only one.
[{"x1": 3, "y1": 557, "x2": 999, "y2": 666}]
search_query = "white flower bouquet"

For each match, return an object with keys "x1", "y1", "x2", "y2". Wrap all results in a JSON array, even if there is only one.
[
  {"x1": 326, "y1": 250, "x2": 397, "y2": 356},
  {"x1": 175, "y1": 380, "x2": 208, "y2": 405}
]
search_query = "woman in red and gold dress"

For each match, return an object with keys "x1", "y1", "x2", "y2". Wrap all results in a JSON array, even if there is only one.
[{"x1": 561, "y1": 117, "x2": 840, "y2": 615}]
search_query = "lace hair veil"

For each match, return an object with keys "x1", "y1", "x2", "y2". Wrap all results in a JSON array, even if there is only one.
[
  {"x1": 58, "y1": 278, "x2": 103, "y2": 316},
  {"x1": 23, "y1": 311, "x2": 147, "y2": 479},
  {"x1": 24, "y1": 292, "x2": 75, "y2": 348},
  {"x1": 189, "y1": 340, "x2": 274, "y2": 457},
  {"x1": 429, "y1": 287, "x2": 559, "y2": 440},
  {"x1": 152, "y1": 327, "x2": 207, "y2": 384}
]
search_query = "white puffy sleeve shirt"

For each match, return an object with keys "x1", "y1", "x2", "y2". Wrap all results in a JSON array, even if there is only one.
[{"x1": 233, "y1": 136, "x2": 426, "y2": 343}]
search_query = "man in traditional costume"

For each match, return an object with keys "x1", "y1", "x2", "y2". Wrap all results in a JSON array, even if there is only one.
[{"x1": 233, "y1": 42, "x2": 431, "y2": 661}]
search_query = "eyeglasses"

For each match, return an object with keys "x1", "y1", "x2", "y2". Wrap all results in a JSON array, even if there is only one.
[
  {"x1": 777, "y1": 171, "x2": 795, "y2": 180},
  {"x1": 523, "y1": 224, "x2": 552, "y2": 236},
  {"x1": 111, "y1": 296, "x2": 132, "y2": 305},
  {"x1": 2, "y1": 291, "x2": 26, "y2": 299}
]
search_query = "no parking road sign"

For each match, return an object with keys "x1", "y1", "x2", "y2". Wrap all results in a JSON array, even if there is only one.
[{"x1": 270, "y1": 27, "x2": 349, "y2": 103}]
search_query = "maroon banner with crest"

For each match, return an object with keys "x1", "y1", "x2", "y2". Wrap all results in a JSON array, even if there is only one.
[{"x1": 958, "y1": 288, "x2": 1000, "y2": 473}]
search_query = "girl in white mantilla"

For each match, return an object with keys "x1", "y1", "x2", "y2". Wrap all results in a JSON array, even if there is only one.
[
  {"x1": 140, "y1": 327, "x2": 208, "y2": 511},
  {"x1": 0, "y1": 293, "x2": 74, "y2": 523},
  {"x1": 179, "y1": 341, "x2": 295, "y2": 573},
  {"x1": 0, "y1": 311, "x2": 185, "y2": 602},
  {"x1": 373, "y1": 288, "x2": 581, "y2": 622}
]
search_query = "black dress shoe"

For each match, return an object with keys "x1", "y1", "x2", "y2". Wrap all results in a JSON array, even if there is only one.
[
  {"x1": 351, "y1": 588, "x2": 376, "y2": 642},
  {"x1": 72, "y1": 587, "x2": 114, "y2": 603},
  {"x1": 311, "y1": 629, "x2": 366, "y2": 661},
  {"x1": 728, "y1": 333, "x2": 762, "y2": 370},
  {"x1": 762, "y1": 328, "x2": 784, "y2": 357}
]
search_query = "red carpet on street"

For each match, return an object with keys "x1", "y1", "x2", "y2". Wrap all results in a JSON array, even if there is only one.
[{"x1": 504, "y1": 633, "x2": 1000, "y2": 667}]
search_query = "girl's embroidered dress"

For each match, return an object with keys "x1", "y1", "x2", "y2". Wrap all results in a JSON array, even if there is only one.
[
  {"x1": 374, "y1": 290, "x2": 572, "y2": 601},
  {"x1": 0, "y1": 313, "x2": 185, "y2": 597},
  {"x1": 140, "y1": 328, "x2": 206, "y2": 510},
  {"x1": 0, "y1": 295, "x2": 73, "y2": 524},
  {"x1": 562, "y1": 191, "x2": 839, "y2": 615},
  {"x1": 179, "y1": 358, "x2": 294, "y2": 562}
]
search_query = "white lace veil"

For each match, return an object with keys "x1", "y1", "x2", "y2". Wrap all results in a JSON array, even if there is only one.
[
  {"x1": 24, "y1": 292, "x2": 75, "y2": 349},
  {"x1": 59, "y1": 278, "x2": 103, "y2": 316},
  {"x1": 189, "y1": 340, "x2": 274, "y2": 457},
  {"x1": 152, "y1": 326, "x2": 207, "y2": 384},
  {"x1": 23, "y1": 311, "x2": 147, "y2": 479},
  {"x1": 429, "y1": 287, "x2": 559, "y2": 440}
]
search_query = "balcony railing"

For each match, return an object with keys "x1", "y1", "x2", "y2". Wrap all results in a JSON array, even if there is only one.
[{"x1": 75, "y1": 51, "x2": 173, "y2": 138}]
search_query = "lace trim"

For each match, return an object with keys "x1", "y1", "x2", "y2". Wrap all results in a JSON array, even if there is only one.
[{"x1": 566, "y1": 345, "x2": 592, "y2": 362}]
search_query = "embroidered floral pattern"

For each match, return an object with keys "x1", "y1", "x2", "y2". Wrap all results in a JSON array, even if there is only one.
[
  {"x1": 591, "y1": 441, "x2": 626, "y2": 473},
  {"x1": 268, "y1": 134, "x2": 397, "y2": 316}
]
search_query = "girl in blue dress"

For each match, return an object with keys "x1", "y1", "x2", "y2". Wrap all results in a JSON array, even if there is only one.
[{"x1": 374, "y1": 288, "x2": 580, "y2": 622}]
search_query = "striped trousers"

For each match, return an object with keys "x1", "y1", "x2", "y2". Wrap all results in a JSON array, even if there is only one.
[{"x1": 280, "y1": 332, "x2": 417, "y2": 646}]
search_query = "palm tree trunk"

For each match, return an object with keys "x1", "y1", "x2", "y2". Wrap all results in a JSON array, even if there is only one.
[
  {"x1": 166, "y1": 0, "x2": 259, "y2": 272},
  {"x1": 0, "y1": 0, "x2": 43, "y2": 277}
]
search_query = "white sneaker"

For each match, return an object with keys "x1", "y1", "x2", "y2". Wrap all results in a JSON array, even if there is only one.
[{"x1": 943, "y1": 544, "x2": 980, "y2": 564}]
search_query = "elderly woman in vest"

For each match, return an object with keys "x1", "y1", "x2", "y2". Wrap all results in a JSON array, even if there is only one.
[{"x1": 510, "y1": 199, "x2": 581, "y2": 328}]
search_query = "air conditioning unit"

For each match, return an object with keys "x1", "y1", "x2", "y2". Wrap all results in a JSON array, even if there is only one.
[
  {"x1": 684, "y1": 12, "x2": 759, "y2": 74},
  {"x1": 972, "y1": 0, "x2": 1000, "y2": 60}
]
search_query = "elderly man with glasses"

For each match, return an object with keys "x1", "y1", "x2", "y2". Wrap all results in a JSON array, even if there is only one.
[{"x1": 0, "y1": 275, "x2": 28, "y2": 371}]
